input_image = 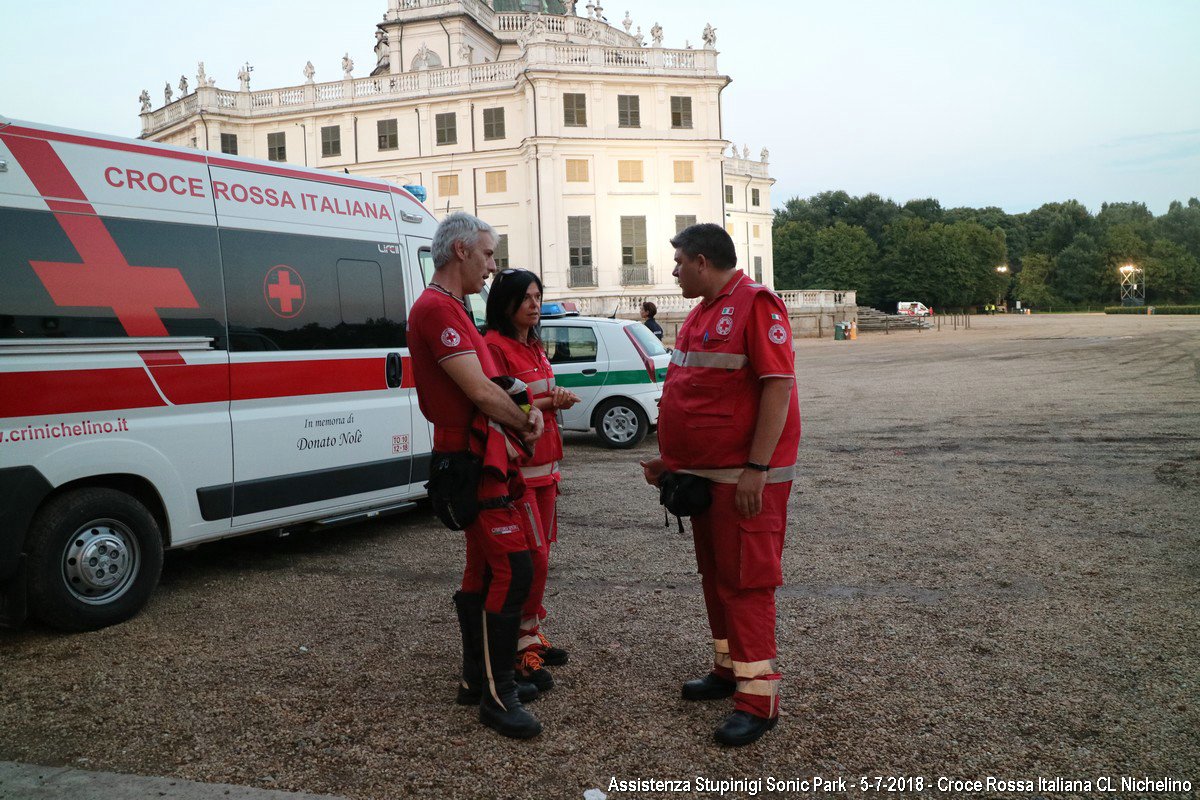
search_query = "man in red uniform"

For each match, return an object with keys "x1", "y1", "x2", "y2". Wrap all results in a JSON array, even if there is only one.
[
  {"x1": 408, "y1": 211, "x2": 546, "y2": 739},
  {"x1": 641, "y1": 223, "x2": 801, "y2": 747}
]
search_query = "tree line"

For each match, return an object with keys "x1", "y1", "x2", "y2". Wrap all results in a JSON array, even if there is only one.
[{"x1": 772, "y1": 192, "x2": 1200, "y2": 310}]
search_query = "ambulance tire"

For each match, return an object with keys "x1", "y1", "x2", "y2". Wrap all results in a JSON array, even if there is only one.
[
  {"x1": 594, "y1": 398, "x2": 649, "y2": 449},
  {"x1": 26, "y1": 488, "x2": 164, "y2": 632}
]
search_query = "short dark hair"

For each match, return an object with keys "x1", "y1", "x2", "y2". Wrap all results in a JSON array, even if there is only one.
[
  {"x1": 485, "y1": 269, "x2": 543, "y2": 341},
  {"x1": 642, "y1": 301, "x2": 657, "y2": 317},
  {"x1": 670, "y1": 223, "x2": 737, "y2": 270}
]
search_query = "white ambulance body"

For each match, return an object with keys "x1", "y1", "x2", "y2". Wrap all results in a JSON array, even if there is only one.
[{"x1": 0, "y1": 117, "x2": 446, "y2": 630}]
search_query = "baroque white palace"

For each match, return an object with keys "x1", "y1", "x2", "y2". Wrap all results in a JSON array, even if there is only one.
[{"x1": 140, "y1": 0, "x2": 775, "y2": 304}]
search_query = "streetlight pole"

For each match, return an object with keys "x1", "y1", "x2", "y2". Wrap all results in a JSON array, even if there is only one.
[{"x1": 995, "y1": 265, "x2": 1009, "y2": 312}]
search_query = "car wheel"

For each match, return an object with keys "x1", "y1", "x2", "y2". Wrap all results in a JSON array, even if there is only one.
[
  {"x1": 25, "y1": 488, "x2": 164, "y2": 632},
  {"x1": 594, "y1": 398, "x2": 648, "y2": 449}
]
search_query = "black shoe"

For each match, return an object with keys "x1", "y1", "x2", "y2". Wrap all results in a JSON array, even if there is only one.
[
  {"x1": 540, "y1": 646, "x2": 569, "y2": 666},
  {"x1": 516, "y1": 650, "x2": 555, "y2": 692},
  {"x1": 681, "y1": 672, "x2": 736, "y2": 701},
  {"x1": 537, "y1": 631, "x2": 569, "y2": 666},
  {"x1": 714, "y1": 710, "x2": 778, "y2": 747},
  {"x1": 480, "y1": 611, "x2": 542, "y2": 739}
]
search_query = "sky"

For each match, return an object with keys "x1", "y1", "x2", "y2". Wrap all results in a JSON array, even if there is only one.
[{"x1": 2, "y1": 0, "x2": 1197, "y2": 215}]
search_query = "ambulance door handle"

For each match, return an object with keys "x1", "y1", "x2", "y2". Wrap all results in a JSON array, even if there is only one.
[
  {"x1": 386, "y1": 352, "x2": 403, "y2": 388},
  {"x1": 582, "y1": 368, "x2": 597, "y2": 376}
]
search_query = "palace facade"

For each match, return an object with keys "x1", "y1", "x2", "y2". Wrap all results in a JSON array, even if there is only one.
[{"x1": 140, "y1": 0, "x2": 775, "y2": 302}]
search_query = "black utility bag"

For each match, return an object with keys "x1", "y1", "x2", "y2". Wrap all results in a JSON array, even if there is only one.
[
  {"x1": 426, "y1": 451, "x2": 482, "y2": 531},
  {"x1": 658, "y1": 471, "x2": 712, "y2": 531}
]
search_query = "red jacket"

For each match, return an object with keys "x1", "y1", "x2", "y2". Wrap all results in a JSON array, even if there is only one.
[
  {"x1": 657, "y1": 271, "x2": 801, "y2": 481},
  {"x1": 484, "y1": 330, "x2": 563, "y2": 486}
]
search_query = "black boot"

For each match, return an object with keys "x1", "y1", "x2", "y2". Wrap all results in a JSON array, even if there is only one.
[
  {"x1": 480, "y1": 610, "x2": 542, "y2": 739},
  {"x1": 714, "y1": 710, "x2": 778, "y2": 746},
  {"x1": 454, "y1": 592, "x2": 538, "y2": 706},
  {"x1": 681, "y1": 671, "x2": 736, "y2": 701}
]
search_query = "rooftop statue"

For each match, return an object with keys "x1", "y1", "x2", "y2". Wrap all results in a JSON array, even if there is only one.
[
  {"x1": 139, "y1": 89, "x2": 151, "y2": 113},
  {"x1": 702, "y1": 23, "x2": 716, "y2": 49},
  {"x1": 164, "y1": 82, "x2": 173, "y2": 105},
  {"x1": 178, "y1": 75, "x2": 189, "y2": 96},
  {"x1": 622, "y1": 10, "x2": 632, "y2": 33},
  {"x1": 650, "y1": 22, "x2": 663, "y2": 47},
  {"x1": 342, "y1": 52, "x2": 354, "y2": 77},
  {"x1": 760, "y1": 147, "x2": 769, "y2": 163},
  {"x1": 304, "y1": 61, "x2": 316, "y2": 83},
  {"x1": 237, "y1": 62, "x2": 253, "y2": 91}
]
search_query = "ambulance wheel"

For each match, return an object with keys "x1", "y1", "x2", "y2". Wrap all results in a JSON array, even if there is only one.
[
  {"x1": 594, "y1": 399, "x2": 648, "y2": 449},
  {"x1": 25, "y1": 488, "x2": 164, "y2": 632}
]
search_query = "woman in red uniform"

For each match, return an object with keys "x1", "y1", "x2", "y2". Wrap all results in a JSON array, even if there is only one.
[{"x1": 484, "y1": 269, "x2": 581, "y2": 689}]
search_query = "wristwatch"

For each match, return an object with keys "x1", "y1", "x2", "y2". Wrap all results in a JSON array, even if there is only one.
[{"x1": 745, "y1": 461, "x2": 770, "y2": 472}]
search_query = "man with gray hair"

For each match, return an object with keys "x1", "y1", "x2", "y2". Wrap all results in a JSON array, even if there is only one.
[{"x1": 408, "y1": 211, "x2": 546, "y2": 739}]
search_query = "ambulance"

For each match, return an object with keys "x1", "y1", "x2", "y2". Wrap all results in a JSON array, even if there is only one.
[{"x1": 0, "y1": 117, "x2": 449, "y2": 631}]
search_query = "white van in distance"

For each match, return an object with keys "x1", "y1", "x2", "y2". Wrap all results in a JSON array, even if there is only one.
[
  {"x1": 898, "y1": 301, "x2": 932, "y2": 316},
  {"x1": 0, "y1": 117, "x2": 443, "y2": 631}
]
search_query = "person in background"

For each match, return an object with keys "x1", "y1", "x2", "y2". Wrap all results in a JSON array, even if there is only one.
[
  {"x1": 641, "y1": 301, "x2": 664, "y2": 341},
  {"x1": 641, "y1": 223, "x2": 801, "y2": 747},
  {"x1": 408, "y1": 212, "x2": 545, "y2": 739},
  {"x1": 484, "y1": 269, "x2": 581, "y2": 692}
]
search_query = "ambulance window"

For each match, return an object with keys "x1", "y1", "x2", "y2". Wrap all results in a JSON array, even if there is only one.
[
  {"x1": 418, "y1": 248, "x2": 435, "y2": 286},
  {"x1": 337, "y1": 260, "x2": 385, "y2": 325},
  {"x1": 222, "y1": 229, "x2": 404, "y2": 351},
  {"x1": 543, "y1": 326, "x2": 598, "y2": 364}
]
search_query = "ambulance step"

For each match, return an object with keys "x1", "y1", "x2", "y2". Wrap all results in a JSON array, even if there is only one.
[{"x1": 312, "y1": 502, "x2": 417, "y2": 528}]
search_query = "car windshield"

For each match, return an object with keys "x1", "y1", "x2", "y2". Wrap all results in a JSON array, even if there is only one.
[{"x1": 626, "y1": 322, "x2": 667, "y2": 356}]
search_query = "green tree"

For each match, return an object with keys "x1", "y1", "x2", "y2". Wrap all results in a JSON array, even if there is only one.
[
  {"x1": 902, "y1": 198, "x2": 944, "y2": 223},
  {"x1": 1145, "y1": 239, "x2": 1200, "y2": 303},
  {"x1": 1015, "y1": 253, "x2": 1058, "y2": 308},
  {"x1": 1156, "y1": 198, "x2": 1200, "y2": 261},
  {"x1": 804, "y1": 223, "x2": 878, "y2": 294},
  {"x1": 771, "y1": 220, "x2": 818, "y2": 290},
  {"x1": 1053, "y1": 233, "x2": 1108, "y2": 304}
]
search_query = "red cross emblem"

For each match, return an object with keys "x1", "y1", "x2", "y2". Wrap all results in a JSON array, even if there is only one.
[
  {"x1": 264, "y1": 265, "x2": 306, "y2": 318},
  {"x1": 4, "y1": 134, "x2": 199, "y2": 337}
]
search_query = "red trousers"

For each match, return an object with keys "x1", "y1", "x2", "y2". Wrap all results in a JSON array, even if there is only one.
[
  {"x1": 461, "y1": 488, "x2": 541, "y2": 614},
  {"x1": 691, "y1": 481, "x2": 791, "y2": 718},
  {"x1": 522, "y1": 482, "x2": 557, "y2": 620}
]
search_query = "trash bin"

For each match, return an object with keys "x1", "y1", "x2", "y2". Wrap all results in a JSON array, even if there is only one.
[{"x1": 833, "y1": 322, "x2": 846, "y2": 341}]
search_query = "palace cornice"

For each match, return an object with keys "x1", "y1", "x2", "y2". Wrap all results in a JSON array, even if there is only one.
[{"x1": 141, "y1": 43, "x2": 722, "y2": 138}]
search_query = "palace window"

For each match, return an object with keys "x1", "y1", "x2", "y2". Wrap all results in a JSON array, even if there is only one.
[
  {"x1": 267, "y1": 132, "x2": 286, "y2": 162},
  {"x1": 670, "y1": 96, "x2": 693, "y2": 129},
  {"x1": 752, "y1": 188, "x2": 761, "y2": 206},
  {"x1": 673, "y1": 161, "x2": 694, "y2": 183},
  {"x1": 618, "y1": 160, "x2": 643, "y2": 182},
  {"x1": 568, "y1": 216, "x2": 594, "y2": 287},
  {"x1": 321, "y1": 126, "x2": 341, "y2": 158},
  {"x1": 378, "y1": 119, "x2": 398, "y2": 151},
  {"x1": 483, "y1": 107, "x2": 505, "y2": 140},
  {"x1": 566, "y1": 159, "x2": 589, "y2": 182},
  {"x1": 438, "y1": 174, "x2": 459, "y2": 196},
  {"x1": 617, "y1": 95, "x2": 640, "y2": 128},
  {"x1": 724, "y1": 184, "x2": 734, "y2": 205},
  {"x1": 675, "y1": 215, "x2": 696, "y2": 233},
  {"x1": 436, "y1": 112, "x2": 457, "y2": 146},
  {"x1": 220, "y1": 133, "x2": 238, "y2": 155},
  {"x1": 621, "y1": 216, "x2": 649, "y2": 285},
  {"x1": 563, "y1": 93, "x2": 587, "y2": 127},
  {"x1": 494, "y1": 234, "x2": 509, "y2": 269},
  {"x1": 485, "y1": 170, "x2": 507, "y2": 193}
]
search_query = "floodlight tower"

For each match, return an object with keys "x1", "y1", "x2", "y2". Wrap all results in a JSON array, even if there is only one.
[{"x1": 1119, "y1": 264, "x2": 1145, "y2": 306}]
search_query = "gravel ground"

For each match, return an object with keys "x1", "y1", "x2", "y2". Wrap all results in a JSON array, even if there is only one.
[{"x1": 2, "y1": 313, "x2": 1198, "y2": 800}]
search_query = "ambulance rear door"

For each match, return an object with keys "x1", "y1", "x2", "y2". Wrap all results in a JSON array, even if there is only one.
[{"x1": 210, "y1": 160, "x2": 417, "y2": 528}]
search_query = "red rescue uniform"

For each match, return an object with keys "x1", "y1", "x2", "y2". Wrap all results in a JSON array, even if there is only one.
[
  {"x1": 657, "y1": 269, "x2": 801, "y2": 719},
  {"x1": 409, "y1": 285, "x2": 542, "y2": 615},
  {"x1": 484, "y1": 331, "x2": 562, "y2": 653}
]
